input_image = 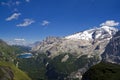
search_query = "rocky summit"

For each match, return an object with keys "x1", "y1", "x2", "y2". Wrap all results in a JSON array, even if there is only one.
[{"x1": 32, "y1": 25, "x2": 118, "y2": 58}]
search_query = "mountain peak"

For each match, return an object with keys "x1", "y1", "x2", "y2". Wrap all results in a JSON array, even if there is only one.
[{"x1": 65, "y1": 26, "x2": 118, "y2": 41}]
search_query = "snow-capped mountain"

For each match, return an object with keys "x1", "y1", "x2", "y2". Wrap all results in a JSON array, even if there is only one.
[
  {"x1": 65, "y1": 26, "x2": 118, "y2": 41},
  {"x1": 32, "y1": 25, "x2": 118, "y2": 58},
  {"x1": 32, "y1": 22, "x2": 119, "y2": 80}
]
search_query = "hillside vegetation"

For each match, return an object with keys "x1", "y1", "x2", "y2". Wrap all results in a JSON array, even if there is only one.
[
  {"x1": 0, "y1": 61, "x2": 31, "y2": 80},
  {"x1": 82, "y1": 62, "x2": 120, "y2": 80},
  {"x1": 0, "y1": 39, "x2": 31, "y2": 80}
]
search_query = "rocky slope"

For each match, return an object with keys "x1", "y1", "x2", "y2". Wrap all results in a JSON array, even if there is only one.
[
  {"x1": 82, "y1": 31, "x2": 120, "y2": 80},
  {"x1": 31, "y1": 25, "x2": 118, "y2": 80},
  {"x1": 32, "y1": 26, "x2": 118, "y2": 59},
  {"x1": 102, "y1": 31, "x2": 120, "y2": 64}
]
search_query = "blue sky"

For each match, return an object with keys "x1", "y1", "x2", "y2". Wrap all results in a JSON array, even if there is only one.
[{"x1": 0, "y1": 0, "x2": 120, "y2": 45}]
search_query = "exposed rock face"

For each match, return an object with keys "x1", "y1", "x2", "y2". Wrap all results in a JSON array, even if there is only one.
[
  {"x1": 61, "y1": 54, "x2": 69, "y2": 62},
  {"x1": 102, "y1": 31, "x2": 120, "y2": 64},
  {"x1": 32, "y1": 26, "x2": 118, "y2": 80},
  {"x1": 0, "y1": 66, "x2": 14, "y2": 80},
  {"x1": 32, "y1": 26, "x2": 118, "y2": 59},
  {"x1": 33, "y1": 37, "x2": 108, "y2": 59}
]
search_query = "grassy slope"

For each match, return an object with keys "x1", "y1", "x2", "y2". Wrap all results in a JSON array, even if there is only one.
[{"x1": 0, "y1": 61, "x2": 31, "y2": 80}]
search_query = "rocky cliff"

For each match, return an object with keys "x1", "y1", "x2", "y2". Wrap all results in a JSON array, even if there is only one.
[
  {"x1": 32, "y1": 26, "x2": 118, "y2": 59},
  {"x1": 102, "y1": 31, "x2": 120, "y2": 64}
]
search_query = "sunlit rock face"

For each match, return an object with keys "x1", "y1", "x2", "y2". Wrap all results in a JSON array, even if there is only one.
[
  {"x1": 32, "y1": 26, "x2": 118, "y2": 58},
  {"x1": 31, "y1": 26, "x2": 118, "y2": 80}
]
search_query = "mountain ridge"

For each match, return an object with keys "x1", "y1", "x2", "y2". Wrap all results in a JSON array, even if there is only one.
[
  {"x1": 31, "y1": 25, "x2": 119, "y2": 80},
  {"x1": 65, "y1": 26, "x2": 118, "y2": 41},
  {"x1": 32, "y1": 25, "x2": 118, "y2": 59}
]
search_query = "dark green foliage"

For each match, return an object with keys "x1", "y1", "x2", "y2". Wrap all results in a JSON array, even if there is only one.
[
  {"x1": 82, "y1": 62, "x2": 120, "y2": 80},
  {"x1": 18, "y1": 53, "x2": 78, "y2": 80},
  {"x1": 18, "y1": 54, "x2": 47, "y2": 80},
  {"x1": 75, "y1": 55, "x2": 88, "y2": 68},
  {"x1": 46, "y1": 54, "x2": 99, "y2": 80},
  {"x1": 46, "y1": 54, "x2": 77, "y2": 80},
  {"x1": 75, "y1": 55, "x2": 99, "y2": 69},
  {"x1": 12, "y1": 45, "x2": 31, "y2": 54},
  {"x1": 18, "y1": 53, "x2": 100, "y2": 80},
  {"x1": 0, "y1": 39, "x2": 16, "y2": 61},
  {"x1": 50, "y1": 54, "x2": 77, "y2": 73}
]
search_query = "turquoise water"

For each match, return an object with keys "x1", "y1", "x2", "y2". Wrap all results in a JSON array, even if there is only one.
[{"x1": 17, "y1": 53, "x2": 33, "y2": 58}]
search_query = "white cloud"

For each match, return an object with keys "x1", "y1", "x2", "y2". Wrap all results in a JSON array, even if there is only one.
[
  {"x1": 6, "y1": 13, "x2": 21, "y2": 21},
  {"x1": 25, "y1": 0, "x2": 30, "y2": 2},
  {"x1": 1, "y1": 1, "x2": 11, "y2": 7},
  {"x1": 41, "y1": 20, "x2": 50, "y2": 26},
  {"x1": 14, "y1": 38, "x2": 25, "y2": 41},
  {"x1": 100, "y1": 20, "x2": 119, "y2": 27},
  {"x1": 15, "y1": 1, "x2": 21, "y2": 6},
  {"x1": 7, "y1": 38, "x2": 30, "y2": 46},
  {"x1": 12, "y1": 38, "x2": 26, "y2": 45},
  {"x1": 1, "y1": 1, "x2": 21, "y2": 7},
  {"x1": 17, "y1": 19, "x2": 35, "y2": 27}
]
